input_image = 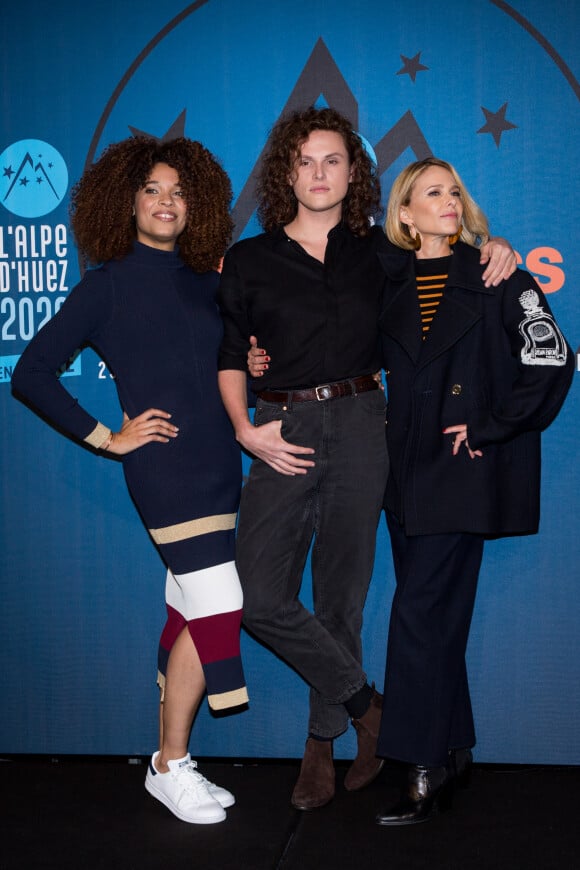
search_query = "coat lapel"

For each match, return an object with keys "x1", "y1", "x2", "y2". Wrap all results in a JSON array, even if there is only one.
[
  {"x1": 379, "y1": 242, "x2": 495, "y2": 369},
  {"x1": 417, "y1": 289, "x2": 482, "y2": 369},
  {"x1": 378, "y1": 249, "x2": 422, "y2": 364}
]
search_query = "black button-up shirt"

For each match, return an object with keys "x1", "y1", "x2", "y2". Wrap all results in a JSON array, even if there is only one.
[{"x1": 217, "y1": 223, "x2": 386, "y2": 391}]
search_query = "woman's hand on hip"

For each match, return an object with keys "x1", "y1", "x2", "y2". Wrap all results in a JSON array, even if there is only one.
[{"x1": 106, "y1": 409, "x2": 179, "y2": 455}]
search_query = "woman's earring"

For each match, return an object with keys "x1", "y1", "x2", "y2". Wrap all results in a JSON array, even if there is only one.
[
  {"x1": 409, "y1": 226, "x2": 422, "y2": 251},
  {"x1": 131, "y1": 206, "x2": 135, "y2": 217},
  {"x1": 448, "y1": 224, "x2": 463, "y2": 246}
]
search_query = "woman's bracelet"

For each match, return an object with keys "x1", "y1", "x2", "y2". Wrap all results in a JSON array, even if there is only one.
[{"x1": 100, "y1": 429, "x2": 114, "y2": 451}]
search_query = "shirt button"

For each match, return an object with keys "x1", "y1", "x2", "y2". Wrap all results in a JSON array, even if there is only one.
[{"x1": 451, "y1": 384, "x2": 462, "y2": 396}]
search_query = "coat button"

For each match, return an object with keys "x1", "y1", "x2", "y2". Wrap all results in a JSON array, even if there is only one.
[{"x1": 451, "y1": 383, "x2": 462, "y2": 396}]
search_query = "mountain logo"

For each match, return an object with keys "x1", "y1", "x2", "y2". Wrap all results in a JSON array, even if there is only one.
[{"x1": 1, "y1": 140, "x2": 68, "y2": 218}]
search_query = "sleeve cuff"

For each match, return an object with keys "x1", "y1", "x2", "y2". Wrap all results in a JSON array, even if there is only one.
[{"x1": 84, "y1": 421, "x2": 111, "y2": 449}]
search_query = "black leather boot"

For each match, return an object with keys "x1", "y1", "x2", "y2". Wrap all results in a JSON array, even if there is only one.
[{"x1": 375, "y1": 763, "x2": 454, "y2": 826}]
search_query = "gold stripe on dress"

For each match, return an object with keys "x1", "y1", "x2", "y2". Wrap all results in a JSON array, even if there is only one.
[
  {"x1": 208, "y1": 686, "x2": 249, "y2": 711},
  {"x1": 149, "y1": 513, "x2": 237, "y2": 545}
]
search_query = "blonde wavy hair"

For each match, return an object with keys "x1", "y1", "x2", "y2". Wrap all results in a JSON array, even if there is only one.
[{"x1": 385, "y1": 157, "x2": 490, "y2": 250}]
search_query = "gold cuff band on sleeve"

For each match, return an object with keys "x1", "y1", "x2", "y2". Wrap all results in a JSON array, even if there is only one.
[{"x1": 84, "y1": 421, "x2": 112, "y2": 449}]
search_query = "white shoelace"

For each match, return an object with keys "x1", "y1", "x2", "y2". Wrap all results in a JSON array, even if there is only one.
[
  {"x1": 187, "y1": 759, "x2": 219, "y2": 790},
  {"x1": 173, "y1": 761, "x2": 213, "y2": 796}
]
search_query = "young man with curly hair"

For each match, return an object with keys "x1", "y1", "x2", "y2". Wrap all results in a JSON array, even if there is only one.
[{"x1": 218, "y1": 107, "x2": 389, "y2": 810}]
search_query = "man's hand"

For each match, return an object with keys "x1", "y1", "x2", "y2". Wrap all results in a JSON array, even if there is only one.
[
  {"x1": 480, "y1": 237, "x2": 517, "y2": 287},
  {"x1": 238, "y1": 418, "x2": 315, "y2": 476}
]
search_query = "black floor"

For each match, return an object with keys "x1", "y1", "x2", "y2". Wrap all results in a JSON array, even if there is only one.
[{"x1": 2, "y1": 756, "x2": 579, "y2": 870}]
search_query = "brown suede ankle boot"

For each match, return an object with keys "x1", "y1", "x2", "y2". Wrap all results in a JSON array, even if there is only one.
[
  {"x1": 344, "y1": 687, "x2": 384, "y2": 791},
  {"x1": 291, "y1": 738, "x2": 335, "y2": 810}
]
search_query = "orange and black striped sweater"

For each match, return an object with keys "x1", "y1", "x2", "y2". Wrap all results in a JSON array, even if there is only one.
[{"x1": 415, "y1": 255, "x2": 452, "y2": 339}]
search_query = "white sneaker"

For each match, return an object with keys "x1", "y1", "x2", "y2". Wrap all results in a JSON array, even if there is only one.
[
  {"x1": 187, "y1": 758, "x2": 236, "y2": 809},
  {"x1": 145, "y1": 752, "x2": 227, "y2": 824}
]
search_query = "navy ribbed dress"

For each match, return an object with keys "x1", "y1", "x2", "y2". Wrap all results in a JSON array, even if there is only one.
[{"x1": 12, "y1": 241, "x2": 248, "y2": 711}]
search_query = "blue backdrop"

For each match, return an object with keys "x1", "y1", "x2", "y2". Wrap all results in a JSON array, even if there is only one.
[{"x1": 1, "y1": 0, "x2": 578, "y2": 762}]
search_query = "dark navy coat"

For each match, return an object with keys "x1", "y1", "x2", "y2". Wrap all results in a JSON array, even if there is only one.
[{"x1": 378, "y1": 240, "x2": 573, "y2": 537}]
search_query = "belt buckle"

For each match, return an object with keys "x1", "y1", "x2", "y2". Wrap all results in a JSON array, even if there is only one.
[{"x1": 315, "y1": 383, "x2": 333, "y2": 401}]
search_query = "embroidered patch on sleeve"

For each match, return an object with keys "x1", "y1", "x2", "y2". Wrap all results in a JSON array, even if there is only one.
[{"x1": 518, "y1": 289, "x2": 568, "y2": 366}]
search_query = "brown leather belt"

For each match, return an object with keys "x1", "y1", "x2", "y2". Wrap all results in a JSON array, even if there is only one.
[{"x1": 257, "y1": 374, "x2": 379, "y2": 403}]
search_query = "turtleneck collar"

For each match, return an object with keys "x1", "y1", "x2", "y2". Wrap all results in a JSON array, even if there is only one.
[{"x1": 129, "y1": 240, "x2": 184, "y2": 269}]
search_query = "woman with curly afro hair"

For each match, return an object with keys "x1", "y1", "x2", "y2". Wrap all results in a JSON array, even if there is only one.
[{"x1": 12, "y1": 136, "x2": 248, "y2": 825}]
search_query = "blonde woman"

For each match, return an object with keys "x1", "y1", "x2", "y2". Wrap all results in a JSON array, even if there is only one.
[{"x1": 375, "y1": 158, "x2": 573, "y2": 825}]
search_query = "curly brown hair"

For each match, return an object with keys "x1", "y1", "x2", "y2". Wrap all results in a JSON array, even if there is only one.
[
  {"x1": 256, "y1": 107, "x2": 381, "y2": 236},
  {"x1": 70, "y1": 137, "x2": 233, "y2": 272}
]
